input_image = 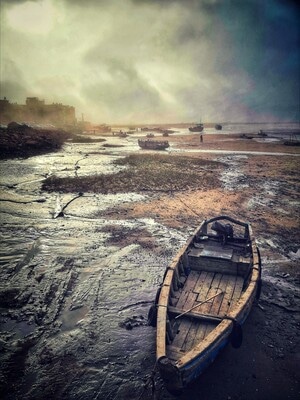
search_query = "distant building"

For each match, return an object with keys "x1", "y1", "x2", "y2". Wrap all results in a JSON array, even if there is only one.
[{"x1": 0, "y1": 97, "x2": 76, "y2": 127}]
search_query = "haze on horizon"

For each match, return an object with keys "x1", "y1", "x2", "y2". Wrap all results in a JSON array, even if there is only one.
[{"x1": 0, "y1": 0, "x2": 299, "y2": 125}]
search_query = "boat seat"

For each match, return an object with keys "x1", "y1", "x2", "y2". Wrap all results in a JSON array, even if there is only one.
[{"x1": 187, "y1": 245, "x2": 251, "y2": 277}]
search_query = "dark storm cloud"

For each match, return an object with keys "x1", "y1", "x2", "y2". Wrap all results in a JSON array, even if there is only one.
[
  {"x1": 81, "y1": 57, "x2": 160, "y2": 108},
  {"x1": 1, "y1": 0, "x2": 299, "y2": 122},
  {"x1": 68, "y1": 0, "x2": 300, "y2": 121},
  {"x1": 82, "y1": 79, "x2": 161, "y2": 116},
  {"x1": 214, "y1": 0, "x2": 300, "y2": 120}
]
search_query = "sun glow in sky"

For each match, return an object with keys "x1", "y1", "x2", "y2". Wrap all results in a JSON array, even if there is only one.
[
  {"x1": 6, "y1": 0, "x2": 57, "y2": 34},
  {"x1": 0, "y1": 0, "x2": 299, "y2": 124}
]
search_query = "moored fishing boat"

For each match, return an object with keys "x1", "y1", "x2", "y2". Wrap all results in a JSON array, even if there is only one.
[
  {"x1": 189, "y1": 124, "x2": 204, "y2": 132},
  {"x1": 148, "y1": 215, "x2": 261, "y2": 395},
  {"x1": 189, "y1": 123, "x2": 204, "y2": 132},
  {"x1": 113, "y1": 130, "x2": 128, "y2": 137},
  {"x1": 138, "y1": 139, "x2": 169, "y2": 150}
]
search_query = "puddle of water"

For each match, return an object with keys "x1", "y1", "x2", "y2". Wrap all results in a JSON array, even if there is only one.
[
  {"x1": 172, "y1": 148, "x2": 300, "y2": 156},
  {"x1": 0, "y1": 319, "x2": 36, "y2": 339},
  {"x1": 61, "y1": 305, "x2": 89, "y2": 331},
  {"x1": 253, "y1": 138, "x2": 281, "y2": 143}
]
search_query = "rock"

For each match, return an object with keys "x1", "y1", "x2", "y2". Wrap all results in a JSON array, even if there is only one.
[{"x1": 125, "y1": 322, "x2": 132, "y2": 330}]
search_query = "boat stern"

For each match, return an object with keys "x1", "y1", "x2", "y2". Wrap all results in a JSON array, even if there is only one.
[{"x1": 157, "y1": 356, "x2": 184, "y2": 395}]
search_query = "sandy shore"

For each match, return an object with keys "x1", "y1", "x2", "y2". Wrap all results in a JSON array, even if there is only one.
[{"x1": 167, "y1": 132, "x2": 300, "y2": 154}]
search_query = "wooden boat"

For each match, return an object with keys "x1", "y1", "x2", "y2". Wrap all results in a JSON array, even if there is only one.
[
  {"x1": 138, "y1": 139, "x2": 169, "y2": 150},
  {"x1": 284, "y1": 140, "x2": 300, "y2": 146},
  {"x1": 148, "y1": 215, "x2": 261, "y2": 395},
  {"x1": 113, "y1": 130, "x2": 128, "y2": 137},
  {"x1": 284, "y1": 134, "x2": 300, "y2": 146},
  {"x1": 240, "y1": 133, "x2": 254, "y2": 139},
  {"x1": 257, "y1": 130, "x2": 267, "y2": 137},
  {"x1": 189, "y1": 123, "x2": 204, "y2": 132}
]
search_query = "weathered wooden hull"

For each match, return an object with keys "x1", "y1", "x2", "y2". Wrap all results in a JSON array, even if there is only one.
[
  {"x1": 152, "y1": 216, "x2": 261, "y2": 394},
  {"x1": 189, "y1": 125, "x2": 204, "y2": 132},
  {"x1": 138, "y1": 139, "x2": 169, "y2": 150}
]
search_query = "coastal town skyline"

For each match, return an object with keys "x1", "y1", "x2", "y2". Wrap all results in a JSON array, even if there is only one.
[
  {"x1": 1, "y1": 0, "x2": 299, "y2": 124},
  {"x1": 2, "y1": 95, "x2": 299, "y2": 127}
]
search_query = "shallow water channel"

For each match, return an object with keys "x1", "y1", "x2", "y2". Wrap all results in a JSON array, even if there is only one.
[{"x1": 0, "y1": 139, "x2": 299, "y2": 400}]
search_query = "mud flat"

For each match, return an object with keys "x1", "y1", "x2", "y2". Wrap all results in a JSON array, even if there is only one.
[{"x1": 0, "y1": 133, "x2": 299, "y2": 400}]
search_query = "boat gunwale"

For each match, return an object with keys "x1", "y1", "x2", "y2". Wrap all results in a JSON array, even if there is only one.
[
  {"x1": 138, "y1": 138, "x2": 170, "y2": 150},
  {"x1": 156, "y1": 220, "x2": 207, "y2": 359},
  {"x1": 156, "y1": 216, "x2": 260, "y2": 368}
]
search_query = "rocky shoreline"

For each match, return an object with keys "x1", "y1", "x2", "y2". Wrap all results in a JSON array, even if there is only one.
[
  {"x1": 0, "y1": 122, "x2": 106, "y2": 159},
  {"x1": 0, "y1": 122, "x2": 73, "y2": 159}
]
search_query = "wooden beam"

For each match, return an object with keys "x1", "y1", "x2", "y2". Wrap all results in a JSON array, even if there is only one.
[
  {"x1": 168, "y1": 306, "x2": 223, "y2": 323},
  {"x1": 175, "y1": 290, "x2": 223, "y2": 319}
]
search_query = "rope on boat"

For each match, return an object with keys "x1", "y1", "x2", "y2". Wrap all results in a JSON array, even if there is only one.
[
  {"x1": 138, "y1": 360, "x2": 158, "y2": 400},
  {"x1": 222, "y1": 316, "x2": 243, "y2": 349},
  {"x1": 176, "y1": 195, "x2": 202, "y2": 218}
]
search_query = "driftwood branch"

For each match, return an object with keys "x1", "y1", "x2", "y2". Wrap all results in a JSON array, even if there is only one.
[{"x1": 55, "y1": 193, "x2": 84, "y2": 218}]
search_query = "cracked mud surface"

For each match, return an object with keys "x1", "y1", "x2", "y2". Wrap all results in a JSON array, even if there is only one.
[{"x1": 0, "y1": 133, "x2": 299, "y2": 400}]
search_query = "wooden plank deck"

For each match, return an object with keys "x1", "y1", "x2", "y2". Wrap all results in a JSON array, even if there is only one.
[
  {"x1": 209, "y1": 274, "x2": 230, "y2": 316},
  {"x1": 219, "y1": 275, "x2": 238, "y2": 316},
  {"x1": 228, "y1": 276, "x2": 244, "y2": 311},
  {"x1": 171, "y1": 270, "x2": 200, "y2": 349},
  {"x1": 196, "y1": 272, "x2": 215, "y2": 303},
  {"x1": 167, "y1": 268, "x2": 245, "y2": 358},
  {"x1": 175, "y1": 270, "x2": 199, "y2": 309}
]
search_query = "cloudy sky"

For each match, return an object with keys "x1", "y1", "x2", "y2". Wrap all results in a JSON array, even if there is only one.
[{"x1": 0, "y1": 0, "x2": 299, "y2": 124}]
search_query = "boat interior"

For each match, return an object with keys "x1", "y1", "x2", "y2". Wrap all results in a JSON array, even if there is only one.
[{"x1": 165, "y1": 222, "x2": 253, "y2": 362}]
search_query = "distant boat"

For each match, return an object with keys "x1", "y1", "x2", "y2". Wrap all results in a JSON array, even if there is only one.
[
  {"x1": 162, "y1": 129, "x2": 175, "y2": 135},
  {"x1": 138, "y1": 139, "x2": 169, "y2": 150},
  {"x1": 154, "y1": 128, "x2": 175, "y2": 135},
  {"x1": 257, "y1": 130, "x2": 267, "y2": 137},
  {"x1": 284, "y1": 134, "x2": 300, "y2": 146},
  {"x1": 189, "y1": 123, "x2": 204, "y2": 132},
  {"x1": 215, "y1": 124, "x2": 222, "y2": 130},
  {"x1": 113, "y1": 130, "x2": 128, "y2": 137},
  {"x1": 240, "y1": 134, "x2": 254, "y2": 139}
]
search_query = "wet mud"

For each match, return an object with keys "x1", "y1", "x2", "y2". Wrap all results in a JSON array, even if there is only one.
[{"x1": 0, "y1": 134, "x2": 299, "y2": 400}]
